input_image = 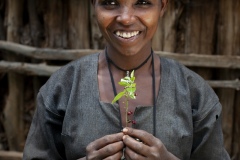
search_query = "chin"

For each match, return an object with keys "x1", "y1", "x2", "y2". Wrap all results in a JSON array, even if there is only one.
[
  {"x1": 118, "y1": 48, "x2": 139, "y2": 57},
  {"x1": 114, "y1": 45, "x2": 141, "y2": 55}
]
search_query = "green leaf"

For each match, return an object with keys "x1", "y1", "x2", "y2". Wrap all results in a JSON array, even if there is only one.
[
  {"x1": 126, "y1": 87, "x2": 136, "y2": 93},
  {"x1": 131, "y1": 83, "x2": 136, "y2": 87},
  {"x1": 130, "y1": 70, "x2": 135, "y2": 78},
  {"x1": 111, "y1": 91, "x2": 125, "y2": 104},
  {"x1": 121, "y1": 78, "x2": 129, "y2": 82},
  {"x1": 128, "y1": 83, "x2": 136, "y2": 88},
  {"x1": 130, "y1": 76, "x2": 135, "y2": 81},
  {"x1": 129, "y1": 94, "x2": 136, "y2": 99},
  {"x1": 123, "y1": 77, "x2": 131, "y2": 81},
  {"x1": 118, "y1": 81, "x2": 128, "y2": 86}
]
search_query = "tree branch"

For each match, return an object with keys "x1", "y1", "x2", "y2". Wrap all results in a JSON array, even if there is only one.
[
  {"x1": 1, "y1": 61, "x2": 240, "y2": 90},
  {"x1": 0, "y1": 61, "x2": 60, "y2": 76},
  {"x1": 0, "y1": 151, "x2": 22, "y2": 160},
  {"x1": 1, "y1": 41, "x2": 240, "y2": 69},
  {"x1": 0, "y1": 40, "x2": 98, "y2": 60},
  {"x1": 207, "y1": 79, "x2": 240, "y2": 90}
]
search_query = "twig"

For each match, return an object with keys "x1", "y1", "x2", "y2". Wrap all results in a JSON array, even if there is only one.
[{"x1": 1, "y1": 41, "x2": 240, "y2": 69}]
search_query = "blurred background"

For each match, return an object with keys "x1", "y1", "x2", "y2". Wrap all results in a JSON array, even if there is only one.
[{"x1": 0, "y1": 0, "x2": 239, "y2": 159}]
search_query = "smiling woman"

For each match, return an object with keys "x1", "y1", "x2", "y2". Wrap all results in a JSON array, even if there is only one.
[
  {"x1": 94, "y1": 0, "x2": 163, "y2": 59},
  {"x1": 23, "y1": 0, "x2": 231, "y2": 160}
]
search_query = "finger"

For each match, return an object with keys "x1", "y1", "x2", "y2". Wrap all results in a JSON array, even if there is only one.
[
  {"x1": 103, "y1": 150, "x2": 123, "y2": 160},
  {"x1": 124, "y1": 146, "x2": 146, "y2": 160},
  {"x1": 97, "y1": 141, "x2": 124, "y2": 159},
  {"x1": 87, "y1": 132, "x2": 124, "y2": 151},
  {"x1": 123, "y1": 135, "x2": 149, "y2": 156},
  {"x1": 122, "y1": 127, "x2": 156, "y2": 146}
]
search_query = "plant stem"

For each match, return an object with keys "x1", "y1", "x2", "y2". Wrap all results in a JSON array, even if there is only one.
[{"x1": 126, "y1": 96, "x2": 129, "y2": 127}]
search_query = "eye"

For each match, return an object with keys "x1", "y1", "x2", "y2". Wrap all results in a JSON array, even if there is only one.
[
  {"x1": 100, "y1": 0, "x2": 119, "y2": 9},
  {"x1": 101, "y1": 0, "x2": 118, "y2": 7},
  {"x1": 136, "y1": 0, "x2": 151, "y2": 5}
]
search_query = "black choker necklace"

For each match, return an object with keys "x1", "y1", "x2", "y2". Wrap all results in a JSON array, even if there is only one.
[
  {"x1": 105, "y1": 49, "x2": 157, "y2": 137},
  {"x1": 105, "y1": 50, "x2": 152, "y2": 73}
]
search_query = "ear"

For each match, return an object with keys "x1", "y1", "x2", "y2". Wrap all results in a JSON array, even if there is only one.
[{"x1": 160, "y1": 0, "x2": 168, "y2": 17}]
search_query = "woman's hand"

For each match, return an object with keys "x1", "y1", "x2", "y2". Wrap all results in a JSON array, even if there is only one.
[
  {"x1": 85, "y1": 132, "x2": 124, "y2": 160},
  {"x1": 122, "y1": 128, "x2": 179, "y2": 160}
]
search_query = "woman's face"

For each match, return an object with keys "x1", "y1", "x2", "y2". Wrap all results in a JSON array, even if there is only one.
[{"x1": 93, "y1": 0, "x2": 167, "y2": 56}]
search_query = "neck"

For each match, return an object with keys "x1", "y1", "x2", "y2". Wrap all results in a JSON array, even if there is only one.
[
  {"x1": 106, "y1": 49, "x2": 153, "y2": 73},
  {"x1": 105, "y1": 46, "x2": 153, "y2": 72}
]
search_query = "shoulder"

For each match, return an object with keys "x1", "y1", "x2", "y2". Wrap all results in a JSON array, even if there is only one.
[
  {"x1": 46, "y1": 53, "x2": 98, "y2": 82},
  {"x1": 160, "y1": 57, "x2": 212, "y2": 90},
  {"x1": 160, "y1": 57, "x2": 221, "y2": 121},
  {"x1": 160, "y1": 57, "x2": 209, "y2": 90},
  {"x1": 37, "y1": 53, "x2": 99, "y2": 114},
  {"x1": 53, "y1": 53, "x2": 99, "y2": 76},
  {"x1": 43, "y1": 53, "x2": 98, "y2": 87},
  {"x1": 160, "y1": 57, "x2": 202, "y2": 80}
]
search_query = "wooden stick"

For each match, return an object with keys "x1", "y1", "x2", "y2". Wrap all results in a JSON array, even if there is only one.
[
  {"x1": 0, "y1": 61, "x2": 60, "y2": 76},
  {"x1": 0, "y1": 151, "x2": 23, "y2": 160},
  {"x1": 207, "y1": 79, "x2": 240, "y2": 90},
  {"x1": 1, "y1": 41, "x2": 240, "y2": 69},
  {"x1": 1, "y1": 61, "x2": 240, "y2": 90},
  {"x1": 155, "y1": 52, "x2": 240, "y2": 69},
  {"x1": 0, "y1": 40, "x2": 98, "y2": 60}
]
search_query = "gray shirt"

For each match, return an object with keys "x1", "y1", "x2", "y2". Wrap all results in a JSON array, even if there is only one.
[{"x1": 23, "y1": 53, "x2": 230, "y2": 160}]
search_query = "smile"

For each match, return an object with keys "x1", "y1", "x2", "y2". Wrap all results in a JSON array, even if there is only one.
[{"x1": 115, "y1": 31, "x2": 140, "y2": 39}]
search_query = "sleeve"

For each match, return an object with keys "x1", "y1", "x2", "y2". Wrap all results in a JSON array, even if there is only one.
[
  {"x1": 23, "y1": 92, "x2": 66, "y2": 160},
  {"x1": 190, "y1": 102, "x2": 231, "y2": 160},
  {"x1": 178, "y1": 64, "x2": 231, "y2": 159}
]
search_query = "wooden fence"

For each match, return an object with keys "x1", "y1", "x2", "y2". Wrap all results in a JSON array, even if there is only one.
[
  {"x1": 0, "y1": 41, "x2": 240, "y2": 89},
  {"x1": 0, "y1": 0, "x2": 240, "y2": 159}
]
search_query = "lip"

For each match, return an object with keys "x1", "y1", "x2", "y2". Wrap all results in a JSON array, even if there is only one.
[
  {"x1": 115, "y1": 30, "x2": 141, "y2": 38},
  {"x1": 112, "y1": 30, "x2": 142, "y2": 43}
]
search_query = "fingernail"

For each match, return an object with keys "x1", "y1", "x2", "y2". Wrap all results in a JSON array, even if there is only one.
[{"x1": 123, "y1": 128, "x2": 128, "y2": 132}]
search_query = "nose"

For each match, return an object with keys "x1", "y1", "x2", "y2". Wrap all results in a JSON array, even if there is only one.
[{"x1": 116, "y1": 7, "x2": 136, "y2": 25}]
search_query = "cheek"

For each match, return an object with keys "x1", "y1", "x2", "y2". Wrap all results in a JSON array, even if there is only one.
[
  {"x1": 144, "y1": 16, "x2": 159, "y2": 34},
  {"x1": 139, "y1": 10, "x2": 160, "y2": 31},
  {"x1": 95, "y1": 11, "x2": 113, "y2": 31},
  {"x1": 96, "y1": 15, "x2": 105, "y2": 29}
]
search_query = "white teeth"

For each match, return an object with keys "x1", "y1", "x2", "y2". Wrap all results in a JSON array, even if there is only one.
[{"x1": 115, "y1": 31, "x2": 140, "y2": 38}]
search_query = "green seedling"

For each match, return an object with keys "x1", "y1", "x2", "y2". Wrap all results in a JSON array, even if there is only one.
[{"x1": 112, "y1": 70, "x2": 136, "y2": 127}]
